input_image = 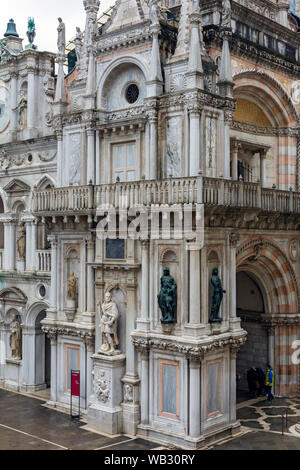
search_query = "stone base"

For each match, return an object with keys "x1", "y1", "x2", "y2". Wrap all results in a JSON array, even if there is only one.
[
  {"x1": 87, "y1": 404, "x2": 123, "y2": 435},
  {"x1": 137, "y1": 421, "x2": 241, "y2": 449},
  {"x1": 121, "y1": 402, "x2": 140, "y2": 436},
  {"x1": 183, "y1": 323, "x2": 206, "y2": 337},
  {"x1": 20, "y1": 383, "x2": 47, "y2": 393},
  {"x1": 87, "y1": 353, "x2": 126, "y2": 435}
]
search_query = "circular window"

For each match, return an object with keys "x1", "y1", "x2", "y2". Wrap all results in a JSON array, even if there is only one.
[
  {"x1": 39, "y1": 285, "x2": 46, "y2": 298},
  {"x1": 125, "y1": 84, "x2": 139, "y2": 104},
  {"x1": 28, "y1": 154, "x2": 33, "y2": 163}
]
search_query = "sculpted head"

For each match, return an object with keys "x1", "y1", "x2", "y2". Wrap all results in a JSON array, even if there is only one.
[
  {"x1": 105, "y1": 292, "x2": 112, "y2": 303},
  {"x1": 212, "y1": 267, "x2": 219, "y2": 276}
]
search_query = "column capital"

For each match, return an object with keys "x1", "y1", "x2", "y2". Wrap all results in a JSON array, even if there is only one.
[{"x1": 229, "y1": 231, "x2": 240, "y2": 247}]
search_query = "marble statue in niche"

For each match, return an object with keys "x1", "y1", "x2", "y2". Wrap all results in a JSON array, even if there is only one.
[
  {"x1": 10, "y1": 315, "x2": 22, "y2": 360},
  {"x1": 57, "y1": 17, "x2": 66, "y2": 55},
  {"x1": 17, "y1": 90, "x2": 27, "y2": 130},
  {"x1": 16, "y1": 222, "x2": 26, "y2": 260},
  {"x1": 158, "y1": 267, "x2": 177, "y2": 324},
  {"x1": 67, "y1": 272, "x2": 77, "y2": 301},
  {"x1": 98, "y1": 292, "x2": 120, "y2": 355},
  {"x1": 209, "y1": 268, "x2": 226, "y2": 323}
]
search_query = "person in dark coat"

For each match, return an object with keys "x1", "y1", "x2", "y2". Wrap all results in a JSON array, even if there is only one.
[
  {"x1": 247, "y1": 366, "x2": 259, "y2": 398},
  {"x1": 256, "y1": 367, "x2": 266, "y2": 396}
]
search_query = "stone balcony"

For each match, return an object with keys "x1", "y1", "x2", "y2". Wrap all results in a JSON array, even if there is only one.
[{"x1": 32, "y1": 177, "x2": 300, "y2": 216}]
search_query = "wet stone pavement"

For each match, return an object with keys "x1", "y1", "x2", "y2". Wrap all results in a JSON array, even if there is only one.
[
  {"x1": 210, "y1": 396, "x2": 300, "y2": 450},
  {"x1": 0, "y1": 388, "x2": 164, "y2": 450},
  {"x1": 1, "y1": 388, "x2": 300, "y2": 450}
]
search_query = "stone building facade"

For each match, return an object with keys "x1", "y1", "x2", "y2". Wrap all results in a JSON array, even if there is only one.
[{"x1": 0, "y1": 0, "x2": 300, "y2": 449}]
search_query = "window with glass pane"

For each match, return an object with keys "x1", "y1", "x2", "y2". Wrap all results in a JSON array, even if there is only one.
[{"x1": 113, "y1": 143, "x2": 137, "y2": 182}]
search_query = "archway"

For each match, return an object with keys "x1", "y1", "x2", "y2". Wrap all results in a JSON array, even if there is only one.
[
  {"x1": 23, "y1": 303, "x2": 50, "y2": 393},
  {"x1": 236, "y1": 238, "x2": 300, "y2": 398},
  {"x1": 232, "y1": 70, "x2": 298, "y2": 189},
  {"x1": 236, "y1": 271, "x2": 268, "y2": 395}
]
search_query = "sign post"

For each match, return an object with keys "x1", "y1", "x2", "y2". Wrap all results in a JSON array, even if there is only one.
[{"x1": 70, "y1": 369, "x2": 80, "y2": 419}]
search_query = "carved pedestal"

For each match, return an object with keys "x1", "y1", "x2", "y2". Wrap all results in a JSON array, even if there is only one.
[{"x1": 87, "y1": 353, "x2": 126, "y2": 435}]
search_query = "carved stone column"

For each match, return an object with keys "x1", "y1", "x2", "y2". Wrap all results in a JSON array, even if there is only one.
[
  {"x1": 136, "y1": 241, "x2": 150, "y2": 331},
  {"x1": 260, "y1": 150, "x2": 267, "y2": 188},
  {"x1": 189, "y1": 105, "x2": 202, "y2": 177},
  {"x1": 47, "y1": 331, "x2": 58, "y2": 405},
  {"x1": 87, "y1": 126, "x2": 95, "y2": 184},
  {"x1": 9, "y1": 70, "x2": 18, "y2": 140},
  {"x1": 140, "y1": 349, "x2": 150, "y2": 425},
  {"x1": 148, "y1": 109, "x2": 158, "y2": 180},
  {"x1": 47, "y1": 236, "x2": 58, "y2": 319},
  {"x1": 229, "y1": 232, "x2": 240, "y2": 330},
  {"x1": 231, "y1": 139, "x2": 239, "y2": 180},
  {"x1": 189, "y1": 358, "x2": 201, "y2": 438},
  {"x1": 4, "y1": 219, "x2": 17, "y2": 272},
  {"x1": 85, "y1": 337, "x2": 95, "y2": 406},
  {"x1": 223, "y1": 110, "x2": 233, "y2": 179},
  {"x1": 56, "y1": 130, "x2": 63, "y2": 187},
  {"x1": 27, "y1": 66, "x2": 36, "y2": 133}
]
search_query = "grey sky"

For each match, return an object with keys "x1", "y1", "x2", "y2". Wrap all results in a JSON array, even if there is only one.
[{"x1": 1, "y1": 0, "x2": 113, "y2": 52}]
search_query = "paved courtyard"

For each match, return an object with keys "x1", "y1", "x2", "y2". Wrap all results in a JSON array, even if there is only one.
[{"x1": 0, "y1": 387, "x2": 300, "y2": 450}]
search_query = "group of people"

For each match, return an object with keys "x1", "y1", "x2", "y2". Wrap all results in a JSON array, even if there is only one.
[{"x1": 246, "y1": 364, "x2": 275, "y2": 402}]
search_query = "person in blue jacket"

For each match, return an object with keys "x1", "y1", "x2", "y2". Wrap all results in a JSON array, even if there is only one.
[{"x1": 265, "y1": 364, "x2": 274, "y2": 402}]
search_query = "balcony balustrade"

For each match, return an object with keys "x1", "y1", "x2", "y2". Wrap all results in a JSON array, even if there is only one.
[{"x1": 32, "y1": 177, "x2": 300, "y2": 215}]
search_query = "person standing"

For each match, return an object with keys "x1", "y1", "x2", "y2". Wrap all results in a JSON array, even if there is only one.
[
  {"x1": 265, "y1": 364, "x2": 274, "y2": 402},
  {"x1": 256, "y1": 367, "x2": 266, "y2": 397},
  {"x1": 247, "y1": 366, "x2": 259, "y2": 398}
]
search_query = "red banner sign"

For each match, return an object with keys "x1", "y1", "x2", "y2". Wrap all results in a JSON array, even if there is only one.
[{"x1": 71, "y1": 371, "x2": 80, "y2": 397}]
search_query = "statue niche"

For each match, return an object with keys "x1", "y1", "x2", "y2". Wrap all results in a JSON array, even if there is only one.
[
  {"x1": 209, "y1": 267, "x2": 226, "y2": 323},
  {"x1": 158, "y1": 267, "x2": 177, "y2": 324},
  {"x1": 16, "y1": 222, "x2": 26, "y2": 260},
  {"x1": 97, "y1": 292, "x2": 120, "y2": 356},
  {"x1": 9, "y1": 314, "x2": 22, "y2": 360}
]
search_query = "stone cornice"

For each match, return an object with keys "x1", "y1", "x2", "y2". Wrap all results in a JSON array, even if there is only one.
[
  {"x1": 131, "y1": 329, "x2": 247, "y2": 358},
  {"x1": 204, "y1": 26, "x2": 300, "y2": 78},
  {"x1": 41, "y1": 321, "x2": 95, "y2": 340}
]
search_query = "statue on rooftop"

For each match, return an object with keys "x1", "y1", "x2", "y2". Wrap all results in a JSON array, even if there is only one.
[
  {"x1": 57, "y1": 17, "x2": 66, "y2": 55},
  {"x1": 148, "y1": 0, "x2": 161, "y2": 27},
  {"x1": 221, "y1": 0, "x2": 232, "y2": 28},
  {"x1": 26, "y1": 17, "x2": 36, "y2": 48},
  {"x1": 75, "y1": 27, "x2": 83, "y2": 68}
]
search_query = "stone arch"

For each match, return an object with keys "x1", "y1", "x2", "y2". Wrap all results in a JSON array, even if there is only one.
[
  {"x1": 36, "y1": 175, "x2": 56, "y2": 190},
  {"x1": 12, "y1": 200, "x2": 26, "y2": 214},
  {"x1": 97, "y1": 55, "x2": 149, "y2": 110},
  {"x1": 233, "y1": 69, "x2": 298, "y2": 127},
  {"x1": 236, "y1": 238, "x2": 299, "y2": 314},
  {"x1": 25, "y1": 301, "x2": 49, "y2": 327}
]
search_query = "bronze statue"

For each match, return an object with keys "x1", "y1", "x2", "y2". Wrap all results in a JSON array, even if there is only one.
[
  {"x1": 67, "y1": 272, "x2": 76, "y2": 300},
  {"x1": 209, "y1": 268, "x2": 226, "y2": 323},
  {"x1": 158, "y1": 267, "x2": 177, "y2": 324},
  {"x1": 16, "y1": 222, "x2": 26, "y2": 260},
  {"x1": 10, "y1": 315, "x2": 22, "y2": 359}
]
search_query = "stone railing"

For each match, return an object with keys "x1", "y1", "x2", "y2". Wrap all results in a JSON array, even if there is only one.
[
  {"x1": 37, "y1": 250, "x2": 51, "y2": 272},
  {"x1": 32, "y1": 177, "x2": 300, "y2": 215}
]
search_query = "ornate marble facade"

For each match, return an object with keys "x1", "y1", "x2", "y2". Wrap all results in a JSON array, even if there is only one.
[{"x1": 0, "y1": 0, "x2": 300, "y2": 449}]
